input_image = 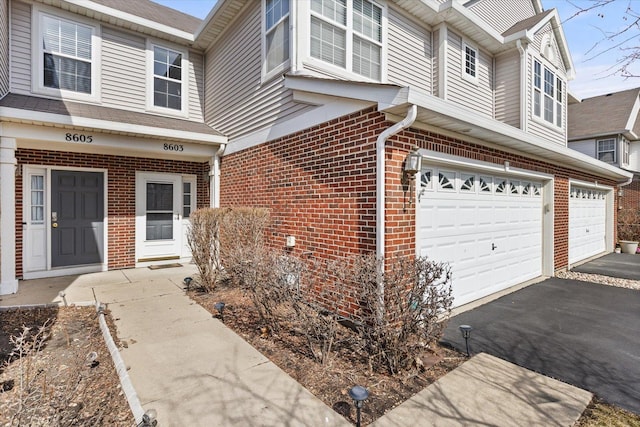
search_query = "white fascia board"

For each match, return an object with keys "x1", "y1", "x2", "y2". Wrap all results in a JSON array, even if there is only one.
[
  {"x1": 440, "y1": 0, "x2": 504, "y2": 44},
  {"x1": 625, "y1": 94, "x2": 640, "y2": 133},
  {"x1": 193, "y1": 0, "x2": 228, "y2": 40},
  {"x1": 284, "y1": 76, "x2": 408, "y2": 110},
  {"x1": 0, "y1": 107, "x2": 225, "y2": 145},
  {"x1": 405, "y1": 89, "x2": 633, "y2": 181},
  {"x1": 63, "y1": 0, "x2": 194, "y2": 43}
]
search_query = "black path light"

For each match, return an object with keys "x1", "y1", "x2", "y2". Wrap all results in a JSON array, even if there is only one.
[
  {"x1": 183, "y1": 276, "x2": 193, "y2": 291},
  {"x1": 349, "y1": 385, "x2": 370, "y2": 427},
  {"x1": 138, "y1": 409, "x2": 157, "y2": 426},
  {"x1": 214, "y1": 302, "x2": 226, "y2": 322},
  {"x1": 459, "y1": 324, "x2": 473, "y2": 357}
]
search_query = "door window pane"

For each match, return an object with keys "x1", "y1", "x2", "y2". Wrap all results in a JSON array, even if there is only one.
[
  {"x1": 146, "y1": 183, "x2": 173, "y2": 240},
  {"x1": 183, "y1": 182, "x2": 192, "y2": 218},
  {"x1": 31, "y1": 175, "x2": 45, "y2": 223}
]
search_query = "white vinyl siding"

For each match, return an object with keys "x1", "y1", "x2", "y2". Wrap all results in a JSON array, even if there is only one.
[
  {"x1": 205, "y1": 3, "x2": 308, "y2": 139},
  {"x1": 495, "y1": 50, "x2": 520, "y2": 127},
  {"x1": 264, "y1": 0, "x2": 290, "y2": 75},
  {"x1": 187, "y1": 50, "x2": 204, "y2": 122},
  {"x1": 0, "y1": 0, "x2": 9, "y2": 97},
  {"x1": 568, "y1": 139, "x2": 597, "y2": 158},
  {"x1": 446, "y1": 31, "x2": 493, "y2": 117},
  {"x1": 467, "y1": 0, "x2": 536, "y2": 34},
  {"x1": 386, "y1": 6, "x2": 431, "y2": 94},
  {"x1": 102, "y1": 27, "x2": 146, "y2": 110},
  {"x1": 10, "y1": 1, "x2": 32, "y2": 94}
]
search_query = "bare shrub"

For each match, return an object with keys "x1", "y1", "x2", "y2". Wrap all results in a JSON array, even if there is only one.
[
  {"x1": 618, "y1": 208, "x2": 640, "y2": 241},
  {"x1": 354, "y1": 254, "x2": 453, "y2": 375},
  {"x1": 2, "y1": 322, "x2": 111, "y2": 426},
  {"x1": 219, "y1": 207, "x2": 270, "y2": 265},
  {"x1": 289, "y1": 258, "x2": 358, "y2": 366},
  {"x1": 187, "y1": 207, "x2": 229, "y2": 292}
]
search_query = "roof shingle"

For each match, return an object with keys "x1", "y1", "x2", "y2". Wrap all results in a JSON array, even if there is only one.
[{"x1": 568, "y1": 88, "x2": 640, "y2": 140}]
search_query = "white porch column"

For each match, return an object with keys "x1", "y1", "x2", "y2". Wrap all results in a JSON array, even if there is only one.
[{"x1": 0, "y1": 135, "x2": 18, "y2": 294}]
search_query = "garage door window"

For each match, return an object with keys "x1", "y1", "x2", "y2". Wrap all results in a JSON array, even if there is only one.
[
  {"x1": 496, "y1": 178, "x2": 507, "y2": 194},
  {"x1": 479, "y1": 176, "x2": 492, "y2": 192},
  {"x1": 461, "y1": 174, "x2": 475, "y2": 191},
  {"x1": 510, "y1": 181, "x2": 520, "y2": 195},
  {"x1": 438, "y1": 171, "x2": 455, "y2": 190}
]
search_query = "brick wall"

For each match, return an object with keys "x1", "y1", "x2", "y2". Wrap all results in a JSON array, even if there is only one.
[
  {"x1": 220, "y1": 107, "x2": 621, "y2": 313},
  {"x1": 15, "y1": 149, "x2": 210, "y2": 276},
  {"x1": 620, "y1": 175, "x2": 640, "y2": 210}
]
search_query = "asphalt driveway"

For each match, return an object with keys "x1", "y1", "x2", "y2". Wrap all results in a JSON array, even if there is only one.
[
  {"x1": 573, "y1": 253, "x2": 640, "y2": 280},
  {"x1": 441, "y1": 277, "x2": 640, "y2": 414}
]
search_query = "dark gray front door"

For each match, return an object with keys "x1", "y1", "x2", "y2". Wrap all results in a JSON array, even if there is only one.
[{"x1": 51, "y1": 171, "x2": 104, "y2": 267}]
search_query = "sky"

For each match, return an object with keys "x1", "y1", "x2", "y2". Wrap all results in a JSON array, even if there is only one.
[{"x1": 152, "y1": 0, "x2": 640, "y2": 100}]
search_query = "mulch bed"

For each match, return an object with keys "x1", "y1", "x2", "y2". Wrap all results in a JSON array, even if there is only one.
[{"x1": 190, "y1": 284, "x2": 466, "y2": 426}]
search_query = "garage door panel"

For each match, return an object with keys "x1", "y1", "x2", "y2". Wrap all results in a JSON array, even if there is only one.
[
  {"x1": 418, "y1": 166, "x2": 543, "y2": 307},
  {"x1": 569, "y1": 186, "x2": 608, "y2": 264}
]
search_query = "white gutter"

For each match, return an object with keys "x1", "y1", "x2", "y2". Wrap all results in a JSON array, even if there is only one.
[
  {"x1": 516, "y1": 39, "x2": 527, "y2": 133},
  {"x1": 211, "y1": 144, "x2": 226, "y2": 208},
  {"x1": 376, "y1": 105, "x2": 417, "y2": 261}
]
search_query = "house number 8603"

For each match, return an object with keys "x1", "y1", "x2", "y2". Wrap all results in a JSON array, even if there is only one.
[
  {"x1": 164, "y1": 143, "x2": 184, "y2": 152},
  {"x1": 65, "y1": 133, "x2": 93, "y2": 143}
]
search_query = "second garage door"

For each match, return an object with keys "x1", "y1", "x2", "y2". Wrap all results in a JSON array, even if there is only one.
[
  {"x1": 568, "y1": 185, "x2": 608, "y2": 265},
  {"x1": 417, "y1": 166, "x2": 543, "y2": 307}
]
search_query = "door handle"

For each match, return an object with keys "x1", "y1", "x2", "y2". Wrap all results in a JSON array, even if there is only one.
[
  {"x1": 492, "y1": 243, "x2": 497, "y2": 251},
  {"x1": 52, "y1": 222, "x2": 58, "y2": 228}
]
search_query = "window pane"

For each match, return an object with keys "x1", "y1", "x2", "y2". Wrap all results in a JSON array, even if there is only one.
[
  {"x1": 534, "y1": 90, "x2": 541, "y2": 117},
  {"x1": 544, "y1": 95, "x2": 553, "y2": 122},
  {"x1": 353, "y1": 36, "x2": 380, "y2": 80},
  {"x1": 544, "y1": 68, "x2": 553, "y2": 96},
  {"x1": 353, "y1": 0, "x2": 382, "y2": 42},
  {"x1": 312, "y1": 0, "x2": 347, "y2": 25},
  {"x1": 266, "y1": 18, "x2": 290, "y2": 72},
  {"x1": 31, "y1": 176, "x2": 44, "y2": 190},
  {"x1": 310, "y1": 16, "x2": 346, "y2": 68},
  {"x1": 147, "y1": 183, "x2": 173, "y2": 211},
  {"x1": 465, "y1": 46, "x2": 476, "y2": 77},
  {"x1": 153, "y1": 46, "x2": 182, "y2": 109},
  {"x1": 534, "y1": 60, "x2": 541, "y2": 89}
]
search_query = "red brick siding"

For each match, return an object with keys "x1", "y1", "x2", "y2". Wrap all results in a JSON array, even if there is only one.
[
  {"x1": 15, "y1": 149, "x2": 210, "y2": 277},
  {"x1": 220, "y1": 108, "x2": 381, "y2": 260},
  {"x1": 220, "y1": 108, "x2": 621, "y2": 313},
  {"x1": 620, "y1": 176, "x2": 640, "y2": 210}
]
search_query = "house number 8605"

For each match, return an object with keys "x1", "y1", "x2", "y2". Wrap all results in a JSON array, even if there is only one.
[{"x1": 65, "y1": 133, "x2": 93, "y2": 143}]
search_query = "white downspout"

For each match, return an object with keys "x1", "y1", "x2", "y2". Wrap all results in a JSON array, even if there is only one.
[
  {"x1": 376, "y1": 105, "x2": 418, "y2": 262},
  {"x1": 516, "y1": 39, "x2": 527, "y2": 132},
  {"x1": 211, "y1": 144, "x2": 226, "y2": 208}
]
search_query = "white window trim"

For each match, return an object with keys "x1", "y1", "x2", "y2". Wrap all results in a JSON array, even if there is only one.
[
  {"x1": 31, "y1": 6, "x2": 101, "y2": 103},
  {"x1": 461, "y1": 41, "x2": 478, "y2": 84},
  {"x1": 597, "y1": 138, "x2": 616, "y2": 163},
  {"x1": 146, "y1": 39, "x2": 189, "y2": 118},
  {"x1": 262, "y1": 0, "x2": 292, "y2": 82},
  {"x1": 300, "y1": 0, "x2": 388, "y2": 83},
  {"x1": 623, "y1": 138, "x2": 630, "y2": 166},
  {"x1": 531, "y1": 57, "x2": 564, "y2": 132}
]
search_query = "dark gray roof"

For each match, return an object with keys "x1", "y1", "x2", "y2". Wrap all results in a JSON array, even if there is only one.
[
  {"x1": 502, "y1": 9, "x2": 553, "y2": 37},
  {"x1": 568, "y1": 88, "x2": 640, "y2": 140},
  {"x1": 90, "y1": 0, "x2": 202, "y2": 33},
  {"x1": 0, "y1": 93, "x2": 222, "y2": 136}
]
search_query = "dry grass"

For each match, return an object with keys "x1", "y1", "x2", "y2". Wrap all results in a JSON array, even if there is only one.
[{"x1": 576, "y1": 398, "x2": 640, "y2": 426}]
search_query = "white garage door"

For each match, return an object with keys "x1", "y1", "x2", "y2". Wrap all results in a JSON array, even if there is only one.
[
  {"x1": 569, "y1": 186, "x2": 607, "y2": 264},
  {"x1": 418, "y1": 166, "x2": 543, "y2": 307}
]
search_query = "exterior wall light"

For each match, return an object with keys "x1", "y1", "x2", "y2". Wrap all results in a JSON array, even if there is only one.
[
  {"x1": 349, "y1": 385, "x2": 370, "y2": 427},
  {"x1": 459, "y1": 324, "x2": 473, "y2": 357},
  {"x1": 404, "y1": 146, "x2": 422, "y2": 177},
  {"x1": 403, "y1": 146, "x2": 422, "y2": 207}
]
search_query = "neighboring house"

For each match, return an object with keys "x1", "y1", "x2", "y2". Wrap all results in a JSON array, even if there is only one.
[
  {"x1": 568, "y1": 88, "x2": 640, "y2": 210},
  {"x1": 0, "y1": 0, "x2": 632, "y2": 313}
]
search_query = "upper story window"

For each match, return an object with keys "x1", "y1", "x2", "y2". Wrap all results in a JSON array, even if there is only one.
[
  {"x1": 264, "y1": 0, "x2": 290, "y2": 76},
  {"x1": 597, "y1": 138, "x2": 616, "y2": 163},
  {"x1": 153, "y1": 46, "x2": 182, "y2": 110},
  {"x1": 533, "y1": 59, "x2": 563, "y2": 128},
  {"x1": 34, "y1": 10, "x2": 98, "y2": 100},
  {"x1": 309, "y1": 0, "x2": 383, "y2": 81},
  {"x1": 147, "y1": 41, "x2": 188, "y2": 115},
  {"x1": 462, "y1": 42, "x2": 477, "y2": 82},
  {"x1": 623, "y1": 139, "x2": 630, "y2": 165}
]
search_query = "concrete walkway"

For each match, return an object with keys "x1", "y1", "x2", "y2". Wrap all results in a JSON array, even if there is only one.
[{"x1": 1, "y1": 266, "x2": 592, "y2": 426}]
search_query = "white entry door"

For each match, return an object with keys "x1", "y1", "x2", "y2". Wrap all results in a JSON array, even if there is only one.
[
  {"x1": 136, "y1": 172, "x2": 184, "y2": 263},
  {"x1": 568, "y1": 186, "x2": 608, "y2": 264},
  {"x1": 417, "y1": 166, "x2": 544, "y2": 307}
]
